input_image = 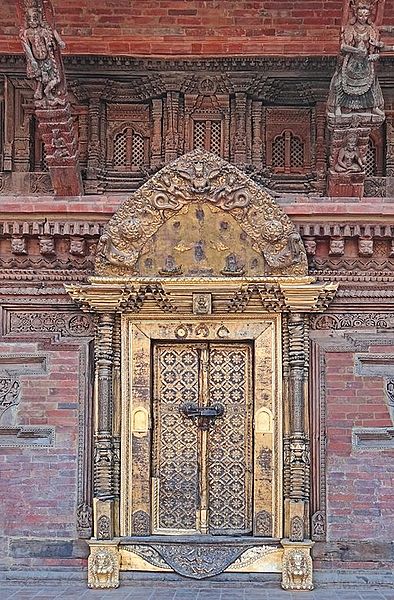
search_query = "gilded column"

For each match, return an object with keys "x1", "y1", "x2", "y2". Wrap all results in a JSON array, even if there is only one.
[
  {"x1": 93, "y1": 312, "x2": 115, "y2": 538},
  {"x1": 88, "y1": 311, "x2": 120, "y2": 589},
  {"x1": 281, "y1": 312, "x2": 314, "y2": 591}
]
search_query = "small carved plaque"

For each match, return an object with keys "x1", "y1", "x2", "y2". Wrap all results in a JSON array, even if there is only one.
[{"x1": 193, "y1": 293, "x2": 212, "y2": 315}]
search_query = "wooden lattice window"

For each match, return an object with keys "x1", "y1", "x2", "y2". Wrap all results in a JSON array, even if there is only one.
[
  {"x1": 271, "y1": 131, "x2": 305, "y2": 174},
  {"x1": 193, "y1": 120, "x2": 222, "y2": 155},
  {"x1": 365, "y1": 138, "x2": 377, "y2": 177},
  {"x1": 112, "y1": 127, "x2": 148, "y2": 170}
]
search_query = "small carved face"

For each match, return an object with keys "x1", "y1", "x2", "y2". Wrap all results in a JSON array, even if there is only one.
[
  {"x1": 329, "y1": 238, "x2": 345, "y2": 256},
  {"x1": 290, "y1": 551, "x2": 307, "y2": 576},
  {"x1": 11, "y1": 237, "x2": 27, "y2": 255},
  {"x1": 304, "y1": 239, "x2": 316, "y2": 256},
  {"x1": 356, "y1": 7, "x2": 370, "y2": 24},
  {"x1": 39, "y1": 237, "x2": 55, "y2": 255},
  {"x1": 27, "y1": 8, "x2": 41, "y2": 28},
  {"x1": 70, "y1": 238, "x2": 86, "y2": 256},
  {"x1": 94, "y1": 551, "x2": 114, "y2": 575}
]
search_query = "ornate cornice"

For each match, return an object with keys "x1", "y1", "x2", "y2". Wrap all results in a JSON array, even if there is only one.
[{"x1": 65, "y1": 277, "x2": 337, "y2": 314}]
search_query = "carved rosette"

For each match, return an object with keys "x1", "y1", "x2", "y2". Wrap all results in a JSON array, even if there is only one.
[
  {"x1": 87, "y1": 541, "x2": 120, "y2": 589},
  {"x1": 281, "y1": 540, "x2": 314, "y2": 591}
]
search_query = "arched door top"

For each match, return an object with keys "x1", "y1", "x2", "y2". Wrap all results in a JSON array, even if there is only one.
[{"x1": 96, "y1": 150, "x2": 308, "y2": 277}]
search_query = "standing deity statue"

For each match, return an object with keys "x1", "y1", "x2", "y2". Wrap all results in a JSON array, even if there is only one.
[
  {"x1": 19, "y1": 6, "x2": 65, "y2": 107},
  {"x1": 327, "y1": 0, "x2": 385, "y2": 118}
]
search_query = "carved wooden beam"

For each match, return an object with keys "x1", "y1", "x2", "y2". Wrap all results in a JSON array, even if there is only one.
[
  {"x1": 326, "y1": 0, "x2": 389, "y2": 197},
  {"x1": 16, "y1": 0, "x2": 83, "y2": 196}
]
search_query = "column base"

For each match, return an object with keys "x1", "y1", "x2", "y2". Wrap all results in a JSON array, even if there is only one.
[
  {"x1": 87, "y1": 539, "x2": 120, "y2": 589},
  {"x1": 280, "y1": 539, "x2": 314, "y2": 591}
]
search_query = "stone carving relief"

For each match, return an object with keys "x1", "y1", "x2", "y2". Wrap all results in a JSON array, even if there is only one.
[
  {"x1": 76, "y1": 502, "x2": 93, "y2": 538},
  {"x1": 0, "y1": 378, "x2": 21, "y2": 425},
  {"x1": 151, "y1": 544, "x2": 250, "y2": 579},
  {"x1": 290, "y1": 516, "x2": 305, "y2": 542},
  {"x1": 311, "y1": 510, "x2": 326, "y2": 541},
  {"x1": 88, "y1": 545, "x2": 119, "y2": 589},
  {"x1": 96, "y1": 150, "x2": 307, "y2": 277},
  {"x1": 9, "y1": 312, "x2": 93, "y2": 337},
  {"x1": 311, "y1": 312, "x2": 392, "y2": 330},
  {"x1": 131, "y1": 510, "x2": 150, "y2": 536},
  {"x1": 97, "y1": 515, "x2": 111, "y2": 540},
  {"x1": 255, "y1": 510, "x2": 273, "y2": 537},
  {"x1": 282, "y1": 546, "x2": 313, "y2": 591}
]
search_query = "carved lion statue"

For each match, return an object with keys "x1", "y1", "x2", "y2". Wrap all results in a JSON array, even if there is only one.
[
  {"x1": 88, "y1": 549, "x2": 118, "y2": 588},
  {"x1": 283, "y1": 549, "x2": 312, "y2": 590}
]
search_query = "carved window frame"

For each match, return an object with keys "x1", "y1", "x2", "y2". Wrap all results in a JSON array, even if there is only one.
[
  {"x1": 191, "y1": 115, "x2": 224, "y2": 156},
  {"x1": 109, "y1": 124, "x2": 149, "y2": 172}
]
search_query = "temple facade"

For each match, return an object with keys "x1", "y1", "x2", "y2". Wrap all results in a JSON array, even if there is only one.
[{"x1": 0, "y1": 0, "x2": 393, "y2": 590}]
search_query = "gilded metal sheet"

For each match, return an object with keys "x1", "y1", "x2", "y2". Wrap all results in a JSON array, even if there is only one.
[
  {"x1": 153, "y1": 341, "x2": 253, "y2": 536},
  {"x1": 153, "y1": 344, "x2": 200, "y2": 533},
  {"x1": 208, "y1": 344, "x2": 252, "y2": 534},
  {"x1": 121, "y1": 317, "x2": 283, "y2": 541}
]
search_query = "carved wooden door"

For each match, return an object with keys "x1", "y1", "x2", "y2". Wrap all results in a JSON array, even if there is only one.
[{"x1": 152, "y1": 342, "x2": 253, "y2": 535}]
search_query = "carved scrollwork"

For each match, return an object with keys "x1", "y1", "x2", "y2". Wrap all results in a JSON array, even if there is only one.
[
  {"x1": 153, "y1": 544, "x2": 248, "y2": 579},
  {"x1": 95, "y1": 150, "x2": 307, "y2": 277}
]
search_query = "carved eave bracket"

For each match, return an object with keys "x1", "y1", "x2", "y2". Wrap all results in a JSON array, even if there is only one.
[
  {"x1": 326, "y1": 0, "x2": 391, "y2": 197},
  {"x1": 17, "y1": 0, "x2": 83, "y2": 196}
]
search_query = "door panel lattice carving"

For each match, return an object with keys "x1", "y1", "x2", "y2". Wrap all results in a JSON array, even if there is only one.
[
  {"x1": 153, "y1": 342, "x2": 253, "y2": 535},
  {"x1": 208, "y1": 345, "x2": 252, "y2": 534},
  {"x1": 153, "y1": 345, "x2": 200, "y2": 532}
]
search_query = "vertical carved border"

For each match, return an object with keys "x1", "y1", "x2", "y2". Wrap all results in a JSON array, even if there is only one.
[
  {"x1": 76, "y1": 340, "x2": 94, "y2": 538},
  {"x1": 309, "y1": 340, "x2": 327, "y2": 540}
]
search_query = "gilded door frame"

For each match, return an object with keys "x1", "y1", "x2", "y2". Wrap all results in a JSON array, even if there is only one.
[{"x1": 120, "y1": 315, "x2": 283, "y2": 539}]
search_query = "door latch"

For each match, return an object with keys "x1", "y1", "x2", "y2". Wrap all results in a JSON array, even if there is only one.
[{"x1": 180, "y1": 402, "x2": 225, "y2": 429}]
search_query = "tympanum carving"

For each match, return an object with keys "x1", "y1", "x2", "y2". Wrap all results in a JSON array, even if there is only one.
[{"x1": 96, "y1": 150, "x2": 307, "y2": 277}]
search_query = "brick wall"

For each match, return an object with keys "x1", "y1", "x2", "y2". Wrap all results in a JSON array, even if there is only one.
[
  {"x1": 0, "y1": 340, "x2": 87, "y2": 568},
  {"x1": 1, "y1": 0, "x2": 393, "y2": 57},
  {"x1": 325, "y1": 351, "x2": 393, "y2": 544}
]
